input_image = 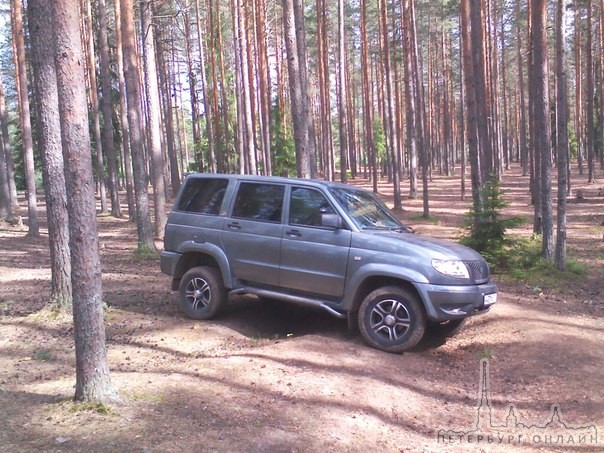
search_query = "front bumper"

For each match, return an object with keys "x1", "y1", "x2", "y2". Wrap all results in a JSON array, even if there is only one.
[{"x1": 414, "y1": 280, "x2": 497, "y2": 322}]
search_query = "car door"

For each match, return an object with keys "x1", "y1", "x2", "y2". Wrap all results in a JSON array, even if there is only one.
[
  {"x1": 221, "y1": 181, "x2": 285, "y2": 287},
  {"x1": 279, "y1": 186, "x2": 352, "y2": 298}
]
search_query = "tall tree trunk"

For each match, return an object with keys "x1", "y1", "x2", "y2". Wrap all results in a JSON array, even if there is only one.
[
  {"x1": 282, "y1": 0, "x2": 311, "y2": 178},
  {"x1": 530, "y1": 0, "x2": 554, "y2": 259},
  {"x1": 517, "y1": 0, "x2": 529, "y2": 176},
  {"x1": 208, "y1": 0, "x2": 226, "y2": 173},
  {"x1": 600, "y1": 0, "x2": 604, "y2": 171},
  {"x1": 121, "y1": 0, "x2": 157, "y2": 251},
  {"x1": 574, "y1": 6, "x2": 584, "y2": 175},
  {"x1": 586, "y1": 0, "x2": 596, "y2": 182},
  {"x1": 194, "y1": 0, "x2": 216, "y2": 173},
  {"x1": 402, "y1": 0, "x2": 418, "y2": 199},
  {"x1": 499, "y1": 10, "x2": 510, "y2": 171},
  {"x1": 230, "y1": 0, "x2": 245, "y2": 173},
  {"x1": 360, "y1": 0, "x2": 377, "y2": 192},
  {"x1": 51, "y1": 0, "x2": 118, "y2": 403},
  {"x1": 461, "y1": 0, "x2": 483, "y2": 215},
  {"x1": 0, "y1": 71, "x2": 18, "y2": 210},
  {"x1": 407, "y1": 0, "x2": 428, "y2": 217},
  {"x1": 82, "y1": 0, "x2": 108, "y2": 214},
  {"x1": 255, "y1": 0, "x2": 272, "y2": 176},
  {"x1": 380, "y1": 0, "x2": 401, "y2": 209},
  {"x1": 29, "y1": 0, "x2": 72, "y2": 309},
  {"x1": 155, "y1": 20, "x2": 180, "y2": 196},
  {"x1": 469, "y1": 0, "x2": 493, "y2": 182},
  {"x1": 141, "y1": 0, "x2": 167, "y2": 238},
  {"x1": 316, "y1": 0, "x2": 333, "y2": 180},
  {"x1": 97, "y1": 0, "x2": 122, "y2": 217},
  {"x1": 0, "y1": 70, "x2": 13, "y2": 220},
  {"x1": 114, "y1": 0, "x2": 135, "y2": 220},
  {"x1": 244, "y1": 3, "x2": 260, "y2": 172},
  {"x1": 555, "y1": 0, "x2": 569, "y2": 270},
  {"x1": 11, "y1": 0, "x2": 40, "y2": 236},
  {"x1": 337, "y1": 0, "x2": 348, "y2": 183},
  {"x1": 0, "y1": 120, "x2": 10, "y2": 220},
  {"x1": 238, "y1": 0, "x2": 257, "y2": 174},
  {"x1": 215, "y1": 3, "x2": 231, "y2": 173},
  {"x1": 182, "y1": 9, "x2": 202, "y2": 170}
]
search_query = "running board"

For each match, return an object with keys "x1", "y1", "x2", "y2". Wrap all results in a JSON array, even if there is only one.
[{"x1": 229, "y1": 287, "x2": 347, "y2": 319}]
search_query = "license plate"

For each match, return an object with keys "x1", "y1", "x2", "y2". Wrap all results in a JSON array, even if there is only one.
[{"x1": 484, "y1": 293, "x2": 497, "y2": 306}]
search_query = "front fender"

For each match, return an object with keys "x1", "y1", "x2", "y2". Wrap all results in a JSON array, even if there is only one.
[{"x1": 341, "y1": 263, "x2": 429, "y2": 311}]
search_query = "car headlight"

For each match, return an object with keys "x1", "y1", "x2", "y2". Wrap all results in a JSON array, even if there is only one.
[{"x1": 432, "y1": 259, "x2": 469, "y2": 279}]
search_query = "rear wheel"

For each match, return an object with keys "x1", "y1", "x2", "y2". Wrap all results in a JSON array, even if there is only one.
[
  {"x1": 358, "y1": 286, "x2": 426, "y2": 353},
  {"x1": 178, "y1": 266, "x2": 226, "y2": 320}
]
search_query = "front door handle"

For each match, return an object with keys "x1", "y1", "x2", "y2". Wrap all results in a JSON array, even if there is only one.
[
  {"x1": 227, "y1": 222, "x2": 241, "y2": 230},
  {"x1": 286, "y1": 229, "x2": 302, "y2": 238}
]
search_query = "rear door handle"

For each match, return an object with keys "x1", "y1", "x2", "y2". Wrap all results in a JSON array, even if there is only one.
[{"x1": 286, "y1": 229, "x2": 302, "y2": 238}]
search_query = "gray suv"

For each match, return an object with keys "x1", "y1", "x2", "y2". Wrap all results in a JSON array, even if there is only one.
[{"x1": 161, "y1": 174, "x2": 497, "y2": 353}]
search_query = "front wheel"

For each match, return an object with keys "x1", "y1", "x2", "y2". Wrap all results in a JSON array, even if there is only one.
[
  {"x1": 358, "y1": 286, "x2": 426, "y2": 353},
  {"x1": 178, "y1": 266, "x2": 227, "y2": 320}
]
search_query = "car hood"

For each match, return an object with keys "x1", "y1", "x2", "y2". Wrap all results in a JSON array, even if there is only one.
[{"x1": 354, "y1": 230, "x2": 484, "y2": 261}]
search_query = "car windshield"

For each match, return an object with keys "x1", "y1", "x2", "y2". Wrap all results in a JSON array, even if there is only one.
[{"x1": 329, "y1": 187, "x2": 404, "y2": 230}]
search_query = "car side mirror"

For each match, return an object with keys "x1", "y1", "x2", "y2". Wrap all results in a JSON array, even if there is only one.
[{"x1": 321, "y1": 213, "x2": 344, "y2": 229}]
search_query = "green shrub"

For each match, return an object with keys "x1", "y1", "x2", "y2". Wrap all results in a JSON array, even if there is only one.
[{"x1": 460, "y1": 179, "x2": 524, "y2": 271}]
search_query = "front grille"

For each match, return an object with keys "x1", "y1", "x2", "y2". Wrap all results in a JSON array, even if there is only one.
[{"x1": 463, "y1": 260, "x2": 489, "y2": 283}]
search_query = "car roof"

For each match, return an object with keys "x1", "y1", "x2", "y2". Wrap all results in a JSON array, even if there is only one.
[{"x1": 183, "y1": 173, "x2": 362, "y2": 191}]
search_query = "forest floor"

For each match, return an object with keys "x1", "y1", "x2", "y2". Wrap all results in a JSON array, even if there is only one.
[{"x1": 0, "y1": 163, "x2": 603, "y2": 452}]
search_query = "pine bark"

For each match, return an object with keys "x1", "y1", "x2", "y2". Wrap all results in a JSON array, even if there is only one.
[
  {"x1": 555, "y1": 0, "x2": 568, "y2": 270},
  {"x1": 0, "y1": 68, "x2": 12, "y2": 219},
  {"x1": 574, "y1": 6, "x2": 584, "y2": 175},
  {"x1": 97, "y1": 0, "x2": 122, "y2": 217},
  {"x1": 402, "y1": 0, "x2": 418, "y2": 199},
  {"x1": 82, "y1": 0, "x2": 108, "y2": 214},
  {"x1": 51, "y1": 0, "x2": 118, "y2": 403},
  {"x1": 360, "y1": 0, "x2": 377, "y2": 192},
  {"x1": 530, "y1": 0, "x2": 554, "y2": 259},
  {"x1": 380, "y1": 0, "x2": 401, "y2": 209},
  {"x1": 155, "y1": 20, "x2": 180, "y2": 196},
  {"x1": 0, "y1": 71, "x2": 17, "y2": 209},
  {"x1": 282, "y1": 0, "x2": 311, "y2": 178},
  {"x1": 28, "y1": 0, "x2": 72, "y2": 309},
  {"x1": 121, "y1": 0, "x2": 157, "y2": 250},
  {"x1": 469, "y1": 0, "x2": 493, "y2": 182},
  {"x1": 11, "y1": 0, "x2": 40, "y2": 236},
  {"x1": 516, "y1": 0, "x2": 529, "y2": 176},
  {"x1": 113, "y1": 0, "x2": 136, "y2": 220},
  {"x1": 461, "y1": 0, "x2": 484, "y2": 214},
  {"x1": 141, "y1": 0, "x2": 167, "y2": 238},
  {"x1": 237, "y1": 0, "x2": 257, "y2": 174},
  {"x1": 586, "y1": 0, "x2": 596, "y2": 182},
  {"x1": 194, "y1": 0, "x2": 216, "y2": 173},
  {"x1": 337, "y1": 0, "x2": 348, "y2": 183}
]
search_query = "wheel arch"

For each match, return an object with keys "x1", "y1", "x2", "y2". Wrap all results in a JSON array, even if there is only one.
[
  {"x1": 348, "y1": 276, "x2": 424, "y2": 314},
  {"x1": 171, "y1": 243, "x2": 232, "y2": 290}
]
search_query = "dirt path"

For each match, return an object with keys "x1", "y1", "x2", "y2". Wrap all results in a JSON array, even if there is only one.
[{"x1": 1, "y1": 164, "x2": 602, "y2": 452}]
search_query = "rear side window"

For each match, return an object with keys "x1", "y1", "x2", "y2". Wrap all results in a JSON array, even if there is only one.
[
  {"x1": 177, "y1": 178, "x2": 229, "y2": 215},
  {"x1": 232, "y1": 182, "x2": 284, "y2": 222}
]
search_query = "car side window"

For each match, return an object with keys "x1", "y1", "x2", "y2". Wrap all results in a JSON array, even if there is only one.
[
  {"x1": 232, "y1": 182, "x2": 285, "y2": 222},
  {"x1": 177, "y1": 178, "x2": 229, "y2": 215},
  {"x1": 289, "y1": 187, "x2": 333, "y2": 227}
]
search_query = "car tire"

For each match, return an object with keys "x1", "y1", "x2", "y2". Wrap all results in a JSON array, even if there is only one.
[
  {"x1": 427, "y1": 318, "x2": 466, "y2": 339},
  {"x1": 178, "y1": 266, "x2": 227, "y2": 320},
  {"x1": 358, "y1": 286, "x2": 426, "y2": 353}
]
